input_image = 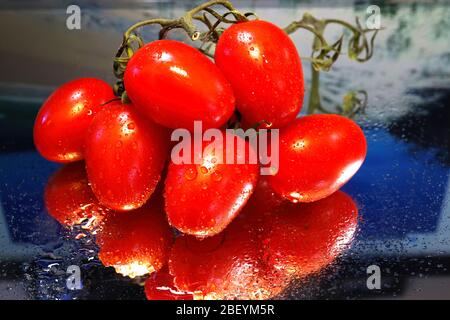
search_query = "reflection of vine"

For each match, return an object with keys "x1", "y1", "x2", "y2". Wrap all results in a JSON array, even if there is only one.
[{"x1": 113, "y1": 0, "x2": 378, "y2": 115}]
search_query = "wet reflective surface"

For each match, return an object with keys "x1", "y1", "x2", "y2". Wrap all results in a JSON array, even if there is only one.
[{"x1": 1, "y1": 1, "x2": 450, "y2": 299}]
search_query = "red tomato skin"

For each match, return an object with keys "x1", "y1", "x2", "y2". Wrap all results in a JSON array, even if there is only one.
[
  {"x1": 34, "y1": 78, "x2": 115, "y2": 162},
  {"x1": 215, "y1": 20, "x2": 304, "y2": 128},
  {"x1": 124, "y1": 40, "x2": 235, "y2": 130},
  {"x1": 85, "y1": 102, "x2": 168, "y2": 211},
  {"x1": 164, "y1": 132, "x2": 259, "y2": 237},
  {"x1": 269, "y1": 114, "x2": 367, "y2": 203},
  {"x1": 44, "y1": 162, "x2": 108, "y2": 228}
]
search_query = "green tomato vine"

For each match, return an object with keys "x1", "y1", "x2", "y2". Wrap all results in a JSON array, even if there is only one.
[{"x1": 113, "y1": 0, "x2": 379, "y2": 117}]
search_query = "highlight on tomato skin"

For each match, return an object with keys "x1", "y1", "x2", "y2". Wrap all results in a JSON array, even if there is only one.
[
  {"x1": 85, "y1": 101, "x2": 169, "y2": 211},
  {"x1": 164, "y1": 130, "x2": 259, "y2": 238},
  {"x1": 44, "y1": 162, "x2": 108, "y2": 229},
  {"x1": 124, "y1": 39, "x2": 235, "y2": 131},
  {"x1": 269, "y1": 114, "x2": 367, "y2": 203},
  {"x1": 215, "y1": 20, "x2": 304, "y2": 129},
  {"x1": 95, "y1": 194, "x2": 174, "y2": 279},
  {"x1": 144, "y1": 267, "x2": 194, "y2": 300},
  {"x1": 33, "y1": 78, "x2": 115, "y2": 163}
]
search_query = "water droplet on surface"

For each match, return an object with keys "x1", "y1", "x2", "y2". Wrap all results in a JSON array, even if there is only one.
[{"x1": 200, "y1": 166, "x2": 209, "y2": 174}]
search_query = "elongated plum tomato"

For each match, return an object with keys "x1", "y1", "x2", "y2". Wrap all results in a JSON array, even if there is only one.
[
  {"x1": 269, "y1": 114, "x2": 367, "y2": 202},
  {"x1": 85, "y1": 102, "x2": 168, "y2": 211},
  {"x1": 44, "y1": 162, "x2": 108, "y2": 229},
  {"x1": 165, "y1": 131, "x2": 259, "y2": 237},
  {"x1": 34, "y1": 78, "x2": 115, "y2": 162},
  {"x1": 215, "y1": 20, "x2": 304, "y2": 128},
  {"x1": 124, "y1": 40, "x2": 235, "y2": 130}
]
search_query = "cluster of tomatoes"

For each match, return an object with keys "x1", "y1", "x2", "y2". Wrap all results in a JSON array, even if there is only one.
[
  {"x1": 45, "y1": 163, "x2": 359, "y2": 299},
  {"x1": 35, "y1": 20, "x2": 367, "y2": 299}
]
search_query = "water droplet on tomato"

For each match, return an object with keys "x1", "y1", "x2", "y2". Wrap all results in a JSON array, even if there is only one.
[
  {"x1": 127, "y1": 122, "x2": 136, "y2": 130},
  {"x1": 200, "y1": 166, "x2": 209, "y2": 174},
  {"x1": 212, "y1": 171, "x2": 222, "y2": 182},
  {"x1": 184, "y1": 167, "x2": 197, "y2": 181}
]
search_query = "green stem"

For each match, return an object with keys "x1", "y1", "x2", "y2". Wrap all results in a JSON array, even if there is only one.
[{"x1": 307, "y1": 66, "x2": 321, "y2": 114}]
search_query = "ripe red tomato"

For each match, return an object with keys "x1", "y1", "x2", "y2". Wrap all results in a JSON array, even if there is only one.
[
  {"x1": 144, "y1": 267, "x2": 193, "y2": 300},
  {"x1": 262, "y1": 190, "x2": 359, "y2": 279},
  {"x1": 34, "y1": 78, "x2": 115, "y2": 162},
  {"x1": 44, "y1": 162, "x2": 108, "y2": 229},
  {"x1": 96, "y1": 195, "x2": 173, "y2": 278},
  {"x1": 85, "y1": 101, "x2": 168, "y2": 211},
  {"x1": 124, "y1": 40, "x2": 235, "y2": 130},
  {"x1": 215, "y1": 20, "x2": 304, "y2": 128},
  {"x1": 164, "y1": 131, "x2": 259, "y2": 237},
  {"x1": 269, "y1": 114, "x2": 367, "y2": 202}
]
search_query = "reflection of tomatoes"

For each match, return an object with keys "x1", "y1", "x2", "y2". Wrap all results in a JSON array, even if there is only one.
[
  {"x1": 169, "y1": 181, "x2": 358, "y2": 299},
  {"x1": 263, "y1": 190, "x2": 359, "y2": 278},
  {"x1": 44, "y1": 162, "x2": 107, "y2": 229},
  {"x1": 96, "y1": 193, "x2": 173, "y2": 278},
  {"x1": 34, "y1": 78, "x2": 115, "y2": 162},
  {"x1": 269, "y1": 114, "x2": 367, "y2": 203},
  {"x1": 169, "y1": 219, "x2": 285, "y2": 300},
  {"x1": 165, "y1": 131, "x2": 259, "y2": 237},
  {"x1": 124, "y1": 40, "x2": 235, "y2": 130},
  {"x1": 215, "y1": 20, "x2": 304, "y2": 128},
  {"x1": 85, "y1": 102, "x2": 168, "y2": 211},
  {"x1": 144, "y1": 267, "x2": 193, "y2": 300}
]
